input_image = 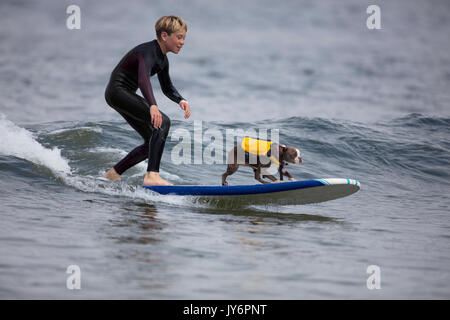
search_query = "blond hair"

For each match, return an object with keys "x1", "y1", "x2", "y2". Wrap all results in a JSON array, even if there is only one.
[{"x1": 155, "y1": 16, "x2": 187, "y2": 40}]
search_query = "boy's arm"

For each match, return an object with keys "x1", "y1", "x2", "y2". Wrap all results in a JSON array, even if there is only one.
[
  {"x1": 136, "y1": 53, "x2": 158, "y2": 107},
  {"x1": 157, "y1": 63, "x2": 185, "y2": 104}
]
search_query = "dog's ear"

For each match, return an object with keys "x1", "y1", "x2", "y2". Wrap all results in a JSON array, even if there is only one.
[{"x1": 279, "y1": 144, "x2": 287, "y2": 151}]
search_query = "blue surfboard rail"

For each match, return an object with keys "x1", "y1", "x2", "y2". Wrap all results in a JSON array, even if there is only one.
[{"x1": 143, "y1": 179, "x2": 327, "y2": 196}]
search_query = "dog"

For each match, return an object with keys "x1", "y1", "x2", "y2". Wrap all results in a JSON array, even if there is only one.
[{"x1": 222, "y1": 137, "x2": 302, "y2": 185}]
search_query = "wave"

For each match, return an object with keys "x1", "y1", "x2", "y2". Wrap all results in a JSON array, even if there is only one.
[
  {"x1": 0, "y1": 115, "x2": 71, "y2": 174},
  {"x1": 1, "y1": 113, "x2": 449, "y2": 209},
  {"x1": 388, "y1": 113, "x2": 450, "y2": 128},
  {"x1": 47, "y1": 126, "x2": 103, "y2": 135},
  {"x1": 0, "y1": 115, "x2": 194, "y2": 208}
]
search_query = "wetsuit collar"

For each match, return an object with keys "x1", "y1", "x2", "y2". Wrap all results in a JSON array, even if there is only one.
[{"x1": 154, "y1": 39, "x2": 166, "y2": 58}]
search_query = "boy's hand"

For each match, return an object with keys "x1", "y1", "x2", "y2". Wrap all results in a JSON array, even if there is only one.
[
  {"x1": 150, "y1": 105, "x2": 162, "y2": 128},
  {"x1": 180, "y1": 100, "x2": 191, "y2": 119}
]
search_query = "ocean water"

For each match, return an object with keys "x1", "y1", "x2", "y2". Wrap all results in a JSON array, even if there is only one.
[{"x1": 1, "y1": 0, "x2": 450, "y2": 299}]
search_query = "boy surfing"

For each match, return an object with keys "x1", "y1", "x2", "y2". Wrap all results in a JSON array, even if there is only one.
[{"x1": 103, "y1": 16, "x2": 190, "y2": 186}]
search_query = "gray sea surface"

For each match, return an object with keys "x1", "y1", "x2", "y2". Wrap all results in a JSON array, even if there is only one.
[{"x1": 1, "y1": 0, "x2": 450, "y2": 299}]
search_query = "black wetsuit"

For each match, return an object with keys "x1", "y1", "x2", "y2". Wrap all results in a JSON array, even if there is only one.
[{"x1": 105, "y1": 40, "x2": 185, "y2": 174}]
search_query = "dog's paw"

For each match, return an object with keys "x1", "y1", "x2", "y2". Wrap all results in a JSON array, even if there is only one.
[
  {"x1": 289, "y1": 178, "x2": 297, "y2": 182},
  {"x1": 222, "y1": 181, "x2": 228, "y2": 186}
]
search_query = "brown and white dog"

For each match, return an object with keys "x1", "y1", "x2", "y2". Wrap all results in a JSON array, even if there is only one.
[{"x1": 222, "y1": 138, "x2": 302, "y2": 185}]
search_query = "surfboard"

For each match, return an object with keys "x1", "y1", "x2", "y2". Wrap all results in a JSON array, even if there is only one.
[{"x1": 142, "y1": 178, "x2": 360, "y2": 206}]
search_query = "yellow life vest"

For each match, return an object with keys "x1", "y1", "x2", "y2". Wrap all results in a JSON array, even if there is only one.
[{"x1": 241, "y1": 137, "x2": 280, "y2": 166}]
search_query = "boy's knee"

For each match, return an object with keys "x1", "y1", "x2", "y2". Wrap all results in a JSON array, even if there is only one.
[{"x1": 162, "y1": 114, "x2": 171, "y2": 131}]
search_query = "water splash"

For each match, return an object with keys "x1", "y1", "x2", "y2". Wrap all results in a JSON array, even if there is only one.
[{"x1": 0, "y1": 114, "x2": 71, "y2": 174}]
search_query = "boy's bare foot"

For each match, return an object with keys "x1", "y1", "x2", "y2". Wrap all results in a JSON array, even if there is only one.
[
  {"x1": 143, "y1": 171, "x2": 173, "y2": 186},
  {"x1": 104, "y1": 168, "x2": 121, "y2": 181}
]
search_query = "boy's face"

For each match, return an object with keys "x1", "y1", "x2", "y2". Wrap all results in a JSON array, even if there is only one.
[{"x1": 162, "y1": 29, "x2": 186, "y2": 54}]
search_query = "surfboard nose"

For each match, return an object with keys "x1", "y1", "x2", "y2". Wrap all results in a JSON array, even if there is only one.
[{"x1": 316, "y1": 178, "x2": 361, "y2": 189}]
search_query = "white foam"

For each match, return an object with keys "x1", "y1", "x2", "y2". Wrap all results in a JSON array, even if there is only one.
[
  {"x1": 48, "y1": 126, "x2": 103, "y2": 135},
  {"x1": 59, "y1": 174, "x2": 189, "y2": 207},
  {"x1": 0, "y1": 115, "x2": 190, "y2": 208},
  {"x1": 88, "y1": 147, "x2": 128, "y2": 155},
  {"x1": 0, "y1": 115, "x2": 71, "y2": 174},
  {"x1": 159, "y1": 169, "x2": 182, "y2": 181}
]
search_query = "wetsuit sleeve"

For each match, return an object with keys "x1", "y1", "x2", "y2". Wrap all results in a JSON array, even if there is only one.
[
  {"x1": 136, "y1": 53, "x2": 158, "y2": 107},
  {"x1": 157, "y1": 63, "x2": 185, "y2": 104}
]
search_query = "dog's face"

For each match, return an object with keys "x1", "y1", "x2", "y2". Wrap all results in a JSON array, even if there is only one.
[{"x1": 282, "y1": 146, "x2": 302, "y2": 164}]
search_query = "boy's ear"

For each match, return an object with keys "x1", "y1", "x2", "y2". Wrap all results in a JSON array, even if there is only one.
[{"x1": 161, "y1": 31, "x2": 168, "y2": 41}]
